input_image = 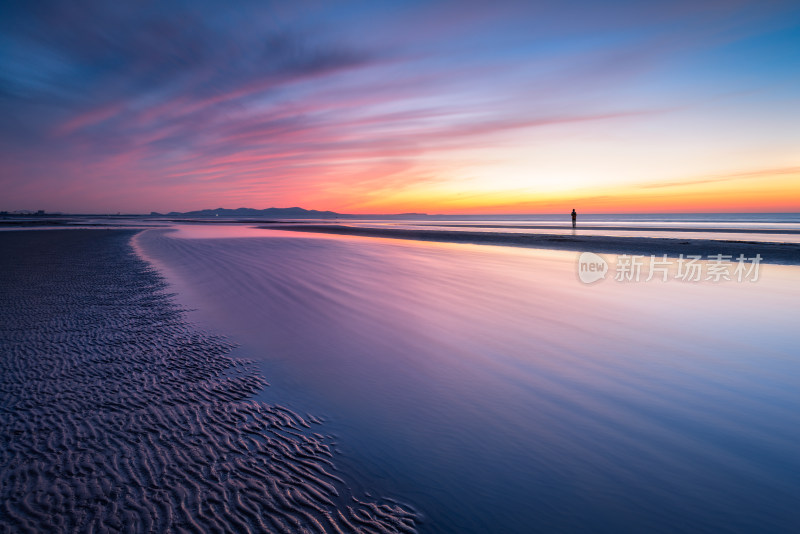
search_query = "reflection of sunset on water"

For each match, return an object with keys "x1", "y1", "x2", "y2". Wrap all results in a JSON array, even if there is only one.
[{"x1": 136, "y1": 225, "x2": 800, "y2": 533}]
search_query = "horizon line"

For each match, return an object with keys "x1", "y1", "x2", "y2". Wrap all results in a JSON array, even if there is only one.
[{"x1": 4, "y1": 208, "x2": 799, "y2": 217}]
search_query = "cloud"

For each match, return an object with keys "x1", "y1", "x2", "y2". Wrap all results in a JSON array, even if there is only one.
[
  {"x1": 638, "y1": 166, "x2": 800, "y2": 190},
  {"x1": 1, "y1": 0, "x2": 798, "y2": 212},
  {"x1": 0, "y1": 0, "x2": 374, "y2": 144}
]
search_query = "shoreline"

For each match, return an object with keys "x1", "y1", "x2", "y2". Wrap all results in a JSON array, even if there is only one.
[
  {"x1": 0, "y1": 229, "x2": 417, "y2": 533},
  {"x1": 413, "y1": 223, "x2": 800, "y2": 234},
  {"x1": 262, "y1": 224, "x2": 800, "y2": 265}
]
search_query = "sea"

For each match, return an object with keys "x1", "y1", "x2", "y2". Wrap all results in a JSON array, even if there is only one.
[{"x1": 132, "y1": 212, "x2": 800, "y2": 533}]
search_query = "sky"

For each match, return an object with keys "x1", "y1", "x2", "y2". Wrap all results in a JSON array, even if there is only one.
[{"x1": 1, "y1": 0, "x2": 799, "y2": 214}]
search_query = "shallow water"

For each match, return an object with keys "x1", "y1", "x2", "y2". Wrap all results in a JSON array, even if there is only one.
[{"x1": 137, "y1": 225, "x2": 800, "y2": 533}]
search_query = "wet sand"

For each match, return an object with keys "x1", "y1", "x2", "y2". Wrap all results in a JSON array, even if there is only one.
[
  {"x1": 413, "y1": 223, "x2": 800, "y2": 234},
  {"x1": 262, "y1": 224, "x2": 800, "y2": 264},
  {"x1": 0, "y1": 230, "x2": 417, "y2": 533}
]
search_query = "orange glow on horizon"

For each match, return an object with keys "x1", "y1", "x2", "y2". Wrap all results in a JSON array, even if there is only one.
[{"x1": 328, "y1": 167, "x2": 800, "y2": 215}]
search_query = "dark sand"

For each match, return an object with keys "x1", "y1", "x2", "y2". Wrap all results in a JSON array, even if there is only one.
[
  {"x1": 0, "y1": 230, "x2": 416, "y2": 533},
  {"x1": 262, "y1": 225, "x2": 800, "y2": 265},
  {"x1": 414, "y1": 223, "x2": 800, "y2": 235}
]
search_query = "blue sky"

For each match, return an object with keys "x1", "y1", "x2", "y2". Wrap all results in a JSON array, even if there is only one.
[{"x1": 1, "y1": 0, "x2": 798, "y2": 213}]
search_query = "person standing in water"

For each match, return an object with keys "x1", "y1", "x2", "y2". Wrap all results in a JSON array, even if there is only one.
[{"x1": 571, "y1": 209, "x2": 577, "y2": 228}]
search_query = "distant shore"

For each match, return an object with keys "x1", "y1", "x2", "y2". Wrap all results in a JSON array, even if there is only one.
[{"x1": 262, "y1": 224, "x2": 800, "y2": 265}]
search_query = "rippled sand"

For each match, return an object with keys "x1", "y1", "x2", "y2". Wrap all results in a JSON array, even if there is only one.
[{"x1": 0, "y1": 230, "x2": 417, "y2": 533}]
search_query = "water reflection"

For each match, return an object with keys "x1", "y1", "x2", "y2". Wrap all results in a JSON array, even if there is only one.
[{"x1": 136, "y1": 226, "x2": 800, "y2": 533}]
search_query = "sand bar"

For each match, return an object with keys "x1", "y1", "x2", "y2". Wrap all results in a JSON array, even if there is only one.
[{"x1": 262, "y1": 224, "x2": 800, "y2": 265}]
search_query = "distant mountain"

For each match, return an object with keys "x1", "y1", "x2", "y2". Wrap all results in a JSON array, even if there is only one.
[
  {"x1": 149, "y1": 207, "x2": 431, "y2": 219},
  {"x1": 151, "y1": 207, "x2": 341, "y2": 218}
]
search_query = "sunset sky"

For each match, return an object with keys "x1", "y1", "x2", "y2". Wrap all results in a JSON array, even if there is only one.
[{"x1": 1, "y1": 0, "x2": 799, "y2": 214}]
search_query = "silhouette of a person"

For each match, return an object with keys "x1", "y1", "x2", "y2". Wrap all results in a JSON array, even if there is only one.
[{"x1": 571, "y1": 209, "x2": 577, "y2": 228}]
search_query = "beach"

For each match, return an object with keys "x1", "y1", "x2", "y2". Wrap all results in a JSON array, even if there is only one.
[
  {"x1": 4, "y1": 0, "x2": 799, "y2": 531},
  {"x1": 0, "y1": 230, "x2": 417, "y2": 533},
  {"x1": 2, "y1": 223, "x2": 800, "y2": 533}
]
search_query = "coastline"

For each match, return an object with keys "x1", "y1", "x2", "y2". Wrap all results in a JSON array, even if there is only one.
[
  {"x1": 0, "y1": 229, "x2": 417, "y2": 533},
  {"x1": 262, "y1": 224, "x2": 800, "y2": 265},
  {"x1": 412, "y1": 223, "x2": 800, "y2": 234}
]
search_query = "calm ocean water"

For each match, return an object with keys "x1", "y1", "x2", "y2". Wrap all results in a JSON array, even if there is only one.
[{"x1": 136, "y1": 219, "x2": 800, "y2": 533}]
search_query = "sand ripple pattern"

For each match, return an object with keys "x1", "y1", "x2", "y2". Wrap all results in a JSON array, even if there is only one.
[{"x1": 0, "y1": 230, "x2": 417, "y2": 534}]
